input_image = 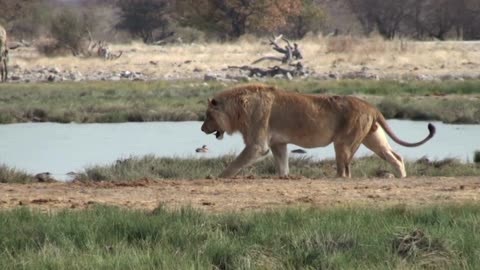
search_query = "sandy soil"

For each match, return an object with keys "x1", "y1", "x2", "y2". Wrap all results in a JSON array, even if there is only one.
[{"x1": 1, "y1": 177, "x2": 479, "y2": 212}]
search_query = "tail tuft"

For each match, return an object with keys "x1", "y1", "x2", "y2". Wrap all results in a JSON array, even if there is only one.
[{"x1": 427, "y1": 123, "x2": 436, "y2": 137}]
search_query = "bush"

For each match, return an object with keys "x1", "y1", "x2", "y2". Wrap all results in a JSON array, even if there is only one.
[
  {"x1": 35, "y1": 37, "x2": 70, "y2": 56},
  {"x1": 474, "y1": 151, "x2": 480, "y2": 164},
  {"x1": 326, "y1": 36, "x2": 357, "y2": 53},
  {"x1": 50, "y1": 9, "x2": 88, "y2": 56}
]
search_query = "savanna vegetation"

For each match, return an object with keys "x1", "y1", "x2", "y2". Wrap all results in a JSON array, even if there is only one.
[
  {"x1": 1, "y1": 1, "x2": 479, "y2": 267},
  {"x1": 75, "y1": 155, "x2": 480, "y2": 182},
  {"x1": 1, "y1": 204, "x2": 480, "y2": 269},
  {"x1": 0, "y1": 79, "x2": 479, "y2": 124},
  {"x1": 1, "y1": 0, "x2": 479, "y2": 47},
  {"x1": 2, "y1": 153, "x2": 478, "y2": 183}
]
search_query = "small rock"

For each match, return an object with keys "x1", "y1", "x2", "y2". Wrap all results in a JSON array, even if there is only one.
[
  {"x1": 204, "y1": 73, "x2": 218, "y2": 81},
  {"x1": 49, "y1": 67, "x2": 60, "y2": 74},
  {"x1": 285, "y1": 72, "x2": 293, "y2": 80},
  {"x1": 375, "y1": 170, "x2": 395, "y2": 179},
  {"x1": 35, "y1": 172, "x2": 55, "y2": 182},
  {"x1": 120, "y1": 71, "x2": 132, "y2": 78},
  {"x1": 291, "y1": 149, "x2": 307, "y2": 154}
]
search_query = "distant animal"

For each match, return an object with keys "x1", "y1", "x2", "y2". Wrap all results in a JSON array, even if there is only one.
[
  {"x1": 195, "y1": 145, "x2": 208, "y2": 153},
  {"x1": 96, "y1": 41, "x2": 122, "y2": 60},
  {"x1": 291, "y1": 149, "x2": 307, "y2": 154},
  {"x1": 201, "y1": 84, "x2": 435, "y2": 178},
  {"x1": 0, "y1": 24, "x2": 8, "y2": 82},
  {"x1": 35, "y1": 172, "x2": 53, "y2": 182}
]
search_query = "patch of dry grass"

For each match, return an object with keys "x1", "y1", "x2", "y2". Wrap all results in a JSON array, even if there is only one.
[{"x1": 9, "y1": 36, "x2": 480, "y2": 80}]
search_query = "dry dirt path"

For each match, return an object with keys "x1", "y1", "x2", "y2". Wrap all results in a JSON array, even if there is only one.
[{"x1": 1, "y1": 177, "x2": 479, "y2": 212}]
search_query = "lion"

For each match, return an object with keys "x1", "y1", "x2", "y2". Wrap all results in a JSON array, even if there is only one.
[{"x1": 201, "y1": 84, "x2": 436, "y2": 178}]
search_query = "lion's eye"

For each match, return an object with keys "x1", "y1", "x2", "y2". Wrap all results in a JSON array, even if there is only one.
[{"x1": 211, "y1": 99, "x2": 218, "y2": 106}]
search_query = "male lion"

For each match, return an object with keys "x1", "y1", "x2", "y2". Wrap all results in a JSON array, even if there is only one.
[{"x1": 201, "y1": 84, "x2": 435, "y2": 178}]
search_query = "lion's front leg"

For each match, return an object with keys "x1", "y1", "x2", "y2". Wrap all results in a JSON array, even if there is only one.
[
  {"x1": 219, "y1": 144, "x2": 270, "y2": 178},
  {"x1": 271, "y1": 144, "x2": 289, "y2": 176}
]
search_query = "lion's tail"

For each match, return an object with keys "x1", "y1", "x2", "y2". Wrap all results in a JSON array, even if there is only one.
[{"x1": 376, "y1": 112, "x2": 436, "y2": 147}]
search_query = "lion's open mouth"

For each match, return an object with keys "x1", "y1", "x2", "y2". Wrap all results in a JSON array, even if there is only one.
[{"x1": 215, "y1": 131, "x2": 224, "y2": 140}]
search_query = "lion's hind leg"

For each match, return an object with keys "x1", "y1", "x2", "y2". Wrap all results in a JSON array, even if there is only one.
[
  {"x1": 363, "y1": 127, "x2": 406, "y2": 178},
  {"x1": 333, "y1": 117, "x2": 373, "y2": 178},
  {"x1": 334, "y1": 141, "x2": 364, "y2": 178}
]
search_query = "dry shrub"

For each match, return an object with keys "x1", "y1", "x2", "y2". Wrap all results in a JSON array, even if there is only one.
[
  {"x1": 393, "y1": 228, "x2": 453, "y2": 268},
  {"x1": 300, "y1": 31, "x2": 324, "y2": 42},
  {"x1": 325, "y1": 36, "x2": 358, "y2": 53},
  {"x1": 35, "y1": 38, "x2": 71, "y2": 57},
  {"x1": 173, "y1": 26, "x2": 206, "y2": 43},
  {"x1": 237, "y1": 33, "x2": 260, "y2": 44},
  {"x1": 355, "y1": 35, "x2": 387, "y2": 55}
]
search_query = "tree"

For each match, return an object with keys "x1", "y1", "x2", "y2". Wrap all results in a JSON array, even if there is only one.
[
  {"x1": 0, "y1": 0, "x2": 48, "y2": 34},
  {"x1": 50, "y1": 8, "x2": 90, "y2": 55},
  {"x1": 419, "y1": 0, "x2": 457, "y2": 40},
  {"x1": 175, "y1": 0, "x2": 302, "y2": 40},
  {"x1": 347, "y1": 0, "x2": 413, "y2": 39},
  {"x1": 116, "y1": 0, "x2": 171, "y2": 43},
  {"x1": 461, "y1": 0, "x2": 480, "y2": 40},
  {"x1": 0, "y1": 1, "x2": 29, "y2": 24},
  {"x1": 286, "y1": 0, "x2": 326, "y2": 39}
]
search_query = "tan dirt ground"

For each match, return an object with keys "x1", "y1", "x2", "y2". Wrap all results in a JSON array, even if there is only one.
[
  {"x1": 1, "y1": 177, "x2": 479, "y2": 212},
  {"x1": 9, "y1": 38, "x2": 480, "y2": 81}
]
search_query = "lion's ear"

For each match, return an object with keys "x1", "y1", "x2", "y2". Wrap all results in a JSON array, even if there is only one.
[{"x1": 209, "y1": 98, "x2": 218, "y2": 107}]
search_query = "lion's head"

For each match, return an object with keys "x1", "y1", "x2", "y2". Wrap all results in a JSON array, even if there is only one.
[{"x1": 201, "y1": 98, "x2": 233, "y2": 140}]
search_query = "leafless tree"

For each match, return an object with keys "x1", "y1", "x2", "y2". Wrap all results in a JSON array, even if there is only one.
[{"x1": 347, "y1": 0, "x2": 414, "y2": 39}]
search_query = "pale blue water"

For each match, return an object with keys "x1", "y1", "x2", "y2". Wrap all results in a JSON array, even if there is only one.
[{"x1": 0, "y1": 120, "x2": 478, "y2": 179}]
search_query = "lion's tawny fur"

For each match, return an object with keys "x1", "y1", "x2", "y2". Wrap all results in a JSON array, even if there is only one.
[{"x1": 201, "y1": 84, "x2": 435, "y2": 178}]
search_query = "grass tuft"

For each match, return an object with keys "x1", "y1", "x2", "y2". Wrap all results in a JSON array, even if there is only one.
[
  {"x1": 72, "y1": 155, "x2": 480, "y2": 182},
  {"x1": 0, "y1": 164, "x2": 35, "y2": 183},
  {"x1": 393, "y1": 228, "x2": 453, "y2": 268}
]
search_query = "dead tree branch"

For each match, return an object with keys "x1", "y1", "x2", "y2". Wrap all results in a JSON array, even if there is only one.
[
  {"x1": 228, "y1": 62, "x2": 305, "y2": 79},
  {"x1": 252, "y1": 34, "x2": 303, "y2": 65}
]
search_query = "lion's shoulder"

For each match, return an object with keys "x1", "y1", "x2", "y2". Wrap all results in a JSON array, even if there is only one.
[{"x1": 218, "y1": 84, "x2": 278, "y2": 98}]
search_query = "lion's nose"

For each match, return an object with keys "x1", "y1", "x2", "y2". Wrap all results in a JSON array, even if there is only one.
[{"x1": 201, "y1": 123, "x2": 207, "y2": 133}]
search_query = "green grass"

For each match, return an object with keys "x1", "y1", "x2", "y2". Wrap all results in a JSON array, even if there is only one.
[
  {"x1": 1, "y1": 204, "x2": 479, "y2": 269},
  {"x1": 0, "y1": 79, "x2": 479, "y2": 124},
  {"x1": 74, "y1": 155, "x2": 480, "y2": 182},
  {"x1": 2, "y1": 155, "x2": 478, "y2": 184},
  {"x1": 288, "y1": 79, "x2": 480, "y2": 95}
]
